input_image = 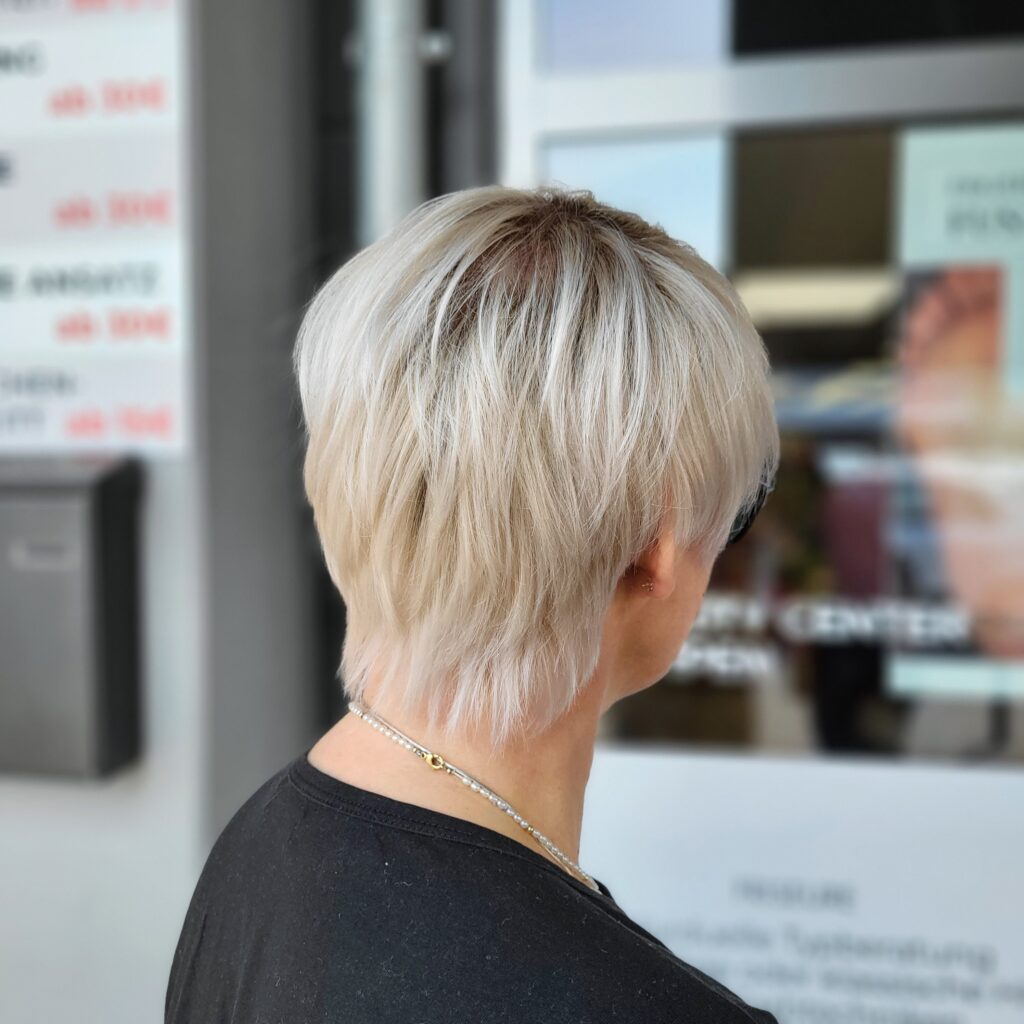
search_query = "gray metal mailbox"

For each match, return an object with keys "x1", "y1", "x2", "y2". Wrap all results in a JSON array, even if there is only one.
[{"x1": 0, "y1": 457, "x2": 142, "y2": 777}]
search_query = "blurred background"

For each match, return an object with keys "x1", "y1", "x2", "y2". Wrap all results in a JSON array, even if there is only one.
[{"x1": 2, "y1": 1, "x2": 1024, "y2": 1021}]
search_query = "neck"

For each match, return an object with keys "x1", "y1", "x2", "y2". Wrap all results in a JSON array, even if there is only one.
[{"x1": 307, "y1": 671, "x2": 608, "y2": 870}]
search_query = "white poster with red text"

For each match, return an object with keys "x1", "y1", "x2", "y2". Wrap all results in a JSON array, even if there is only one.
[{"x1": 0, "y1": 0, "x2": 189, "y2": 453}]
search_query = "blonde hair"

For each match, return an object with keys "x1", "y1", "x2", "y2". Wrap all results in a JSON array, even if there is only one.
[{"x1": 294, "y1": 185, "x2": 778, "y2": 751}]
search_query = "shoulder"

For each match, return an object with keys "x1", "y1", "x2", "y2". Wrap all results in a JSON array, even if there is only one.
[
  {"x1": 170, "y1": 758, "x2": 778, "y2": 1024},
  {"x1": 428, "y1": 859, "x2": 778, "y2": 1024},
  {"x1": 177, "y1": 759, "x2": 299, "y2": 914}
]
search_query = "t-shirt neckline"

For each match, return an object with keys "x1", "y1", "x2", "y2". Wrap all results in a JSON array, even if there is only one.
[{"x1": 288, "y1": 747, "x2": 613, "y2": 902}]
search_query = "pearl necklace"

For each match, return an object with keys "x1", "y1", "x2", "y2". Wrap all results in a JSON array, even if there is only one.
[{"x1": 347, "y1": 700, "x2": 601, "y2": 893}]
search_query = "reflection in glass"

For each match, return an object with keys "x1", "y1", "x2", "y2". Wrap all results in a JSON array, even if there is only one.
[
  {"x1": 537, "y1": 0, "x2": 727, "y2": 72},
  {"x1": 542, "y1": 133, "x2": 729, "y2": 269},
  {"x1": 605, "y1": 122, "x2": 1024, "y2": 765}
]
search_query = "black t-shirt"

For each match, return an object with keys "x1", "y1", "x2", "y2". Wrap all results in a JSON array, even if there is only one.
[{"x1": 165, "y1": 749, "x2": 779, "y2": 1023}]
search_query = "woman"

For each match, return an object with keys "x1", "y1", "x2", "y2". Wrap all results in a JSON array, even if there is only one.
[{"x1": 166, "y1": 185, "x2": 780, "y2": 1023}]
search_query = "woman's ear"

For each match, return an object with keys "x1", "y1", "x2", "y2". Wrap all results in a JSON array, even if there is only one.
[{"x1": 629, "y1": 521, "x2": 677, "y2": 599}]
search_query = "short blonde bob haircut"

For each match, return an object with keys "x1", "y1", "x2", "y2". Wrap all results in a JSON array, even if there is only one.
[{"x1": 294, "y1": 185, "x2": 778, "y2": 752}]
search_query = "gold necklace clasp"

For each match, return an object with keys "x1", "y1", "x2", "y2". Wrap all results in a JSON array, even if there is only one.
[{"x1": 423, "y1": 751, "x2": 446, "y2": 770}]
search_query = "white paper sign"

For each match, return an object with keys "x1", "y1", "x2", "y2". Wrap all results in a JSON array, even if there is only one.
[{"x1": 0, "y1": 0, "x2": 190, "y2": 453}]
